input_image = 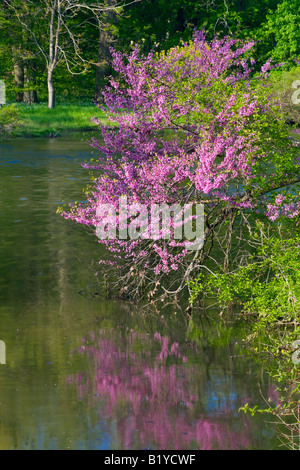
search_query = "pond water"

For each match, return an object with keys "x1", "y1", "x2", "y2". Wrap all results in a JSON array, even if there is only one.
[{"x1": 0, "y1": 136, "x2": 280, "y2": 450}]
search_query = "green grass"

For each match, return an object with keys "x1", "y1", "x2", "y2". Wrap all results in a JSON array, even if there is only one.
[{"x1": 8, "y1": 101, "x2": 112, "y2": 137}]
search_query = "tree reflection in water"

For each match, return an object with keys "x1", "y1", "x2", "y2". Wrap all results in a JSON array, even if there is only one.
[{"x1": 66, "y1": 328, "x2": 257, "y2": 450}]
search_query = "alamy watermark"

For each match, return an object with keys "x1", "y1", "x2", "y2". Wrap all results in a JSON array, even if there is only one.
[
  {"x1": 0, "y1": 341, "x2": 6, "y2": 364},
  {"x1": 0, "y1": 80, "x2": 6, "y2": 106},
  {"x1": 291, "y1": 80, "x2": 300, "y2": 105},
  {"x1": 292, "y1": 340, "x2": 300, "y2": 365},
  {"x1": 96, "y1": 197, "x2": 204, "y2": 251}
]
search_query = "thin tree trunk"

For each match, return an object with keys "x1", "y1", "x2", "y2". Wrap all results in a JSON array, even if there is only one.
[
  {"x1": 48, "y1": 70, "x2": 55, "y2": 109},
  {"x1": 94, "y1": 0, "x2": 116, "y2": 102},
  {"x1": 94, "y1": 28, "x2": 111, "y2": 102},
  {"x1": 47, "y1": 0, "x2": 60, "y2": 108},
  {"x1": 23, "y1": 61, "x2": 39, "y2": 104},
  {"x1": 12, "y1": 51, "x2": 24, "y2": 102}
]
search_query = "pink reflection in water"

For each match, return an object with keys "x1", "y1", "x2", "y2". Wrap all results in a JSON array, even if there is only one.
[{"x1": 67, "y1": 329, "x2": 253, "y2": 450}]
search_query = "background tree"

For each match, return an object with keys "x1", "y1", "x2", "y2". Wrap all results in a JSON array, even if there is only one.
[
  {"x1": 117, "y1": 0, "x2": 281, "y2": 61},
  {"x1": 1, "y1": 0, "x2": 299, "y2": 104},
  {"x1": 0, "y1": 0, "x2": 40, "y2": 102},
  {"x1": 94, "y1": 0, "x2": 118, "y2": 101},
  {"x1": 3, "y1": 0, "x2": 140, "y2": 108},
  {"x1": 264, "y1": 0, "x2": 300, "y2": 64}
]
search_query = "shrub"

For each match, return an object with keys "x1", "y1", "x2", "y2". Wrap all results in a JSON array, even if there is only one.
[
  {"x1": 0, "y1": 104, "x2": 23, "y2": 136},
  {"x1": 60, "y1": 31, "x2": 300, "y2": 302}
]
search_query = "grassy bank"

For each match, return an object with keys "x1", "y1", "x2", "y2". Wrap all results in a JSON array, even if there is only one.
[{"x1": 1, "y1": 101, "x2": 111, "y2": 138}]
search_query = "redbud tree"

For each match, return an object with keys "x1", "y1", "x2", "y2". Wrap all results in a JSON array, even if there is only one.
[{"x1": 60, "y1": 31, "x2": 300, "y2": 303}]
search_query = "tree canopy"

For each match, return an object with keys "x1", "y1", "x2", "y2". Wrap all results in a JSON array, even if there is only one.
[
  {"x1": 0, "y1": 0, "x2": 299, "y2": 104},
  {"x1": 59, "y1": 31, "x2": 299, "y2": 302}
]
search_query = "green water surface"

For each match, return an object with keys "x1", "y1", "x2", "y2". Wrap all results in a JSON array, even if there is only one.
[{"x1": 0, "y1": 137, "x2": 279, "y2": 450}]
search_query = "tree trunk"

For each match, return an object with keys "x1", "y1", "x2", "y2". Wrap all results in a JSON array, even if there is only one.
[
  {"x1": 94, "y1": 28, "x2": 111, "y2": 102},
  {"x1": 13, "y1": 56, "x2": 24, "y2": 102},
  {"x1": 25, "y1": 89, "x2": 39, "y2": 105},
  {"x1": 94, "y1": 1, "x2": 116, "y2": 102},
  {"x1": 23, "y1": 62, "x2": 39, "y2": 104},
  {"x1": 48, "y1": 70, "x2": 55, "y2": 109}
]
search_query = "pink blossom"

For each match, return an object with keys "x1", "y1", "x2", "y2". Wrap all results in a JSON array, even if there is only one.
[{"x1": 60, "y1": 30, "x2": 300, "y2": 287}]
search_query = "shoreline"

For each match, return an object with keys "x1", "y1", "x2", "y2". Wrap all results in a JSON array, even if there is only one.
[{"x1": 0, "y1": 101, "x2": 111, "y2": 139}]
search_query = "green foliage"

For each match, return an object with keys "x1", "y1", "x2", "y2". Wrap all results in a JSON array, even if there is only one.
[
  {"x1": 239, "y1": 402, "x2": 278, "y2": 417},
  {"x1": 0, "y1": 0, "x2": 299, "y2": 105},
  {"x1": 265, "y1": 0, "x2": 300, "y2": 63},
  {"x1": 189, "y1": 220, "x2": 300, "y2": 450},
  {"x1": 0, "y1": 104, "x2": 23, "y2": 136},
  {"x1": 189, "y1": 224, "x2": 300, "y2": 330},
  {"x1": 119, "y1": 0, "x2": 281, "y2": 60},
  {"x1": 239, "y1": 345, "x2": 300, "y2": 450}
]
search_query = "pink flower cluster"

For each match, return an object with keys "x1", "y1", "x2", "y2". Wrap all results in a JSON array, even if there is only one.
[
  {"x1": 61, "y1": 30, "x2": 299, "y2": 278},
  {"x1": 266, "y1": 194, "x2": 300, "y2": 221}
]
